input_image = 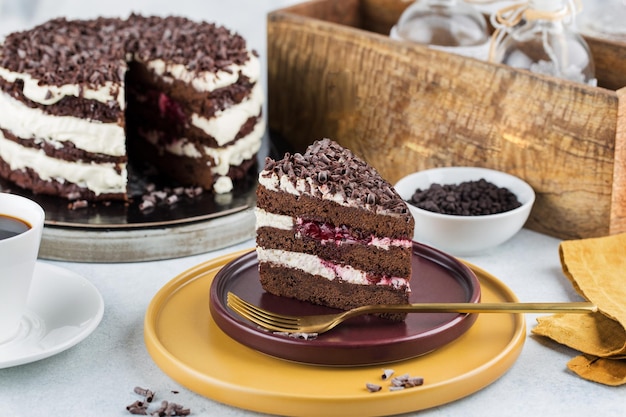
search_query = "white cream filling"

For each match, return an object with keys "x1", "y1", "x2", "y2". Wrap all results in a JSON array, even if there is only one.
[
  {"x1": 191, "y1": 82, "x2": 263, "y2": 146},
  {"x1": 257, "y1": 247, "x2": 366, "y2": 284},
  {"x1": 259, "y1": 173, "x2": 351, "y2": 206},
  {"x1": 255, "y1": 208, "x2": 294, "y2": 230},
  {"x1": 0, "y1": 133, "x2": 126, "y2": 195},
  {"x1": 204, "y1": 117, "x2": 264, "y2": 176},
  {"x1": 213, "y1": 176, "x2": 234, "y2": 194},
  {"x1": 145, "y1": 117, "x2": 264, "y2": 171},
  {"x1": 259, "y1": 172, "x2": 413, "y2": 219},
  {"x1": 258, "y1": 172, "x2": 407, "y2": 216},
  {"x1": 0, "y1": 50, "x2": 259, "y2": 108},
  {"x1": 256, "y1": 247, "x2": 409, "y2": 289},
  {"x1": 0, "y1": 67, "x2": 125, "y2": 107},
  {"x1": 254, "y1": 209, "x2": 412, "y2": 249},
  {"x1": 0, "y1": 43, "x2": 262, "y2": 196},
  {"x1": 370, "y1": 237, "x2": 413, "y2": 250},
  {"x1": 146, "y1": 52, "x2": 260, "y2": 92},
  {"x1": 141, "y1": 117, "x2": 264, "y2": 193},
  {"x1": 0, "y1": 92, "x2": 126, "y2": 156}
]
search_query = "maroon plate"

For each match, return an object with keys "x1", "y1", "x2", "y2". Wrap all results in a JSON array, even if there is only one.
[{"x1": 210, "y1": 242, "x2": 481, "y2": 366}]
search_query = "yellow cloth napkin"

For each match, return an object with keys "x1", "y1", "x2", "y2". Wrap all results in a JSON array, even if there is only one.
[{"x1": 532, "y1": 233, "x2": 626, "y2": 385}]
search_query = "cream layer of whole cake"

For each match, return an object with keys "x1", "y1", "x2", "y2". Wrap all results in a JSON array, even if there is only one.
[{"x1": 0, "y1": 51, "x2": 263, "y2": 196}]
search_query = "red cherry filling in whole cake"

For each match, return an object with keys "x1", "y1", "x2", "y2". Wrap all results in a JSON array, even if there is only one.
[{"x1": 158, "y1": 92, "x2": 187, "y2": 125}]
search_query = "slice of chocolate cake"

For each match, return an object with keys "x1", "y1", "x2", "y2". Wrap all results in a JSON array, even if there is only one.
[{"x1": 255, "y1": 138, "x2": 415, "y2": 321}]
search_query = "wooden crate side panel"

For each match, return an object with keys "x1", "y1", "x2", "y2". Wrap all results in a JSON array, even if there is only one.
[
  {"x1": 611, "y1": 88, "x2": 626, "y2": 235},
  {"x1": 267, "y1": 11, "x2": 620, "y2": 240},
  {"x1": 278, "y1": 0, "x2": 363, "y2": 28},
  {"x1": 359, "y1": 0, "x2": 409, "y2": 34},
  {"x1": 587, "y1": 38, "x2": 626, "y2": 91}
]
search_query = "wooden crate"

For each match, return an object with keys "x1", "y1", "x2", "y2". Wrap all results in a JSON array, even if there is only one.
[{"x1": 267, "y1": 0, "x2": 626, "y2": 240}]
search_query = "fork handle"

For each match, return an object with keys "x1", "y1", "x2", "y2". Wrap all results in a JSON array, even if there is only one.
[{"x1": 356, "y1": 302, "x2": 597, "y2": 314}]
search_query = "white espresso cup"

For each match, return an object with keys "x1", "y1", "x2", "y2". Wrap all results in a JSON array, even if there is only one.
[{"x1": 0, "y1": 193, "x2": 45, "y2": 344}]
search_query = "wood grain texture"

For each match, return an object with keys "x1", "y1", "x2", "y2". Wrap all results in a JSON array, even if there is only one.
[
  {"x1": 612, "y1": 88, "x2": 626, "y2": 235},
  {"x1": 267, "y1": 0, "x2": 626, "y2": 240}
]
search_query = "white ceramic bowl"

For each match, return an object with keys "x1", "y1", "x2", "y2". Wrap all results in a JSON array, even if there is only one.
[{"x1": 394, "y1": 167, "x2": 535, "y2": 256}]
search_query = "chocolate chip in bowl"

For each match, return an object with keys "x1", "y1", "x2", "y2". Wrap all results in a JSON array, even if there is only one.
[{"x1": 394, "y1": 167, "x2": 535, "y2": 256}]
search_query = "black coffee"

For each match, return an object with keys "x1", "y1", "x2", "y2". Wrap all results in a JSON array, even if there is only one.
[{"x1": 0, "y1": 214, "x2": 31, "y2": 240}]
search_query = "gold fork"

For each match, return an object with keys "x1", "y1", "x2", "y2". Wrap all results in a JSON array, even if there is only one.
[{"x1": 226, "y1": 292, "x2": 597, "y2": 334}]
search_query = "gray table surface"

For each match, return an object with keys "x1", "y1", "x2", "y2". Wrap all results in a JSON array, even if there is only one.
[{"x1": 3, "y1": 229, "x2": 625, "y2": 416}]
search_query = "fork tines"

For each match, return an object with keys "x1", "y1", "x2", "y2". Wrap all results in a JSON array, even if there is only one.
[{"x1": 226, "y1": 292, "x2": 300, "y2": 332}]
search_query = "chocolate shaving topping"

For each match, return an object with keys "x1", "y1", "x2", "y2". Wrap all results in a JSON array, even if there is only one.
[
  {"x1": 366, "y1": 383, "x2": 382, "y2": 393},
  {"x1": 0, "y1": 14, "x2": 253, "y2": 88},
  {"x1": 127, "y1": 387, "x2": 190, "y2": 416},
  {"x1": 126, "y1": 400, "x2": 148, "y2": 415},
  {"x1": 261, "y1": 138, "x2": 411, "y2": 217}
]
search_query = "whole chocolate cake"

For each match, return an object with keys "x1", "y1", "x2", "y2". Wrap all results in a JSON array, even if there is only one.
[
  {"x1": 0, "y1": 14, "x2": 264, "y2": 201},
  {"x1": 255, "y1": 138, "x2": 415, "y2": 321}
]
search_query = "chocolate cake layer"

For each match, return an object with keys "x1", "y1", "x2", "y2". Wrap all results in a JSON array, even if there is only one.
[
  {"x1": 0, "y1": 79, "x2": 123, "y2": 123},
  {"x1": 128, "y1": 111, "x2": 261, "y2": 150},
  {"x1": 259, "y1": 263, "x2": 408, "y2": 321},
  {"x1": 128, "y1": 137, "x2": 216, "y2": 189},
  {"x1": 257, "y1": 187, "x2": 413, "y2": 239},
  {"x1": 256, "y1": 226, "x2": 412, "y2": 278},
  {"x1": 1, "y1": 128, "x2": 126, "y2": 164},
  {"x1": 129, "y1": 135, "x2": 258, "y2": 189},
  {"x1": 126, "y1": 61, "x2": 256, "y2": 120},
  {"x1": 126, "y1": 69, "x2": 262, "y2": 149},
  {"x1": 0, "y1": 159, "x2": 124, "y2": 201}
]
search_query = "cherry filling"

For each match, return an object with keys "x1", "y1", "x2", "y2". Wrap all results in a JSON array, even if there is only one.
[
  {"x1": 158, "y1": 92, "x2": 187, "y2": 125},
  {"x1": 297, "y1": 220, "x2": 362, "y2": 245},
  {"x1": 297, "y1": 220, "x2": 409, "y2": 288}
]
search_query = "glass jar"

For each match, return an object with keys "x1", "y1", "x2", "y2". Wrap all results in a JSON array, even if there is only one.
[
  {"x1": 490, "y1": 0, "x2": 597, "y2": 85},
  {"x1": 390, "y1": 0, "x2": 491, "y2": 60},
  {"x1": 578, "y1": 0, "x2": 626, "y2": 42}
]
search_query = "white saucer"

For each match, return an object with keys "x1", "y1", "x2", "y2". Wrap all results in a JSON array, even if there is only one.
[{"x1": 0, "y1": 262, "x2": 104, "y2": 368}]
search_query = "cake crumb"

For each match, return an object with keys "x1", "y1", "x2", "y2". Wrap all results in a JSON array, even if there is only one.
[{"x1": 272, "y1": 331, "x2": 318, "y2": 340}]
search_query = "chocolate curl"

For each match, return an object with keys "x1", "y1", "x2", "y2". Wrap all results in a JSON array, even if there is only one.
[
  {"x1": 365, "y1": 383, "x2": 382, "y2": 393},
  {"x1": 126, "y1": 400, "x2": 148, "y2": 415},
  {"x1": 153, "y1": 400, "x2": 190, "y2": 416},
  {"x1": 133, "y1": 386, "x2": 155, "y2": 402}
]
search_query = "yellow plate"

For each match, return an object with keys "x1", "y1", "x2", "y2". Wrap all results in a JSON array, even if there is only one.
[{"x1": 145, "y1": 249, "x2": 526, "y2": 417}]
